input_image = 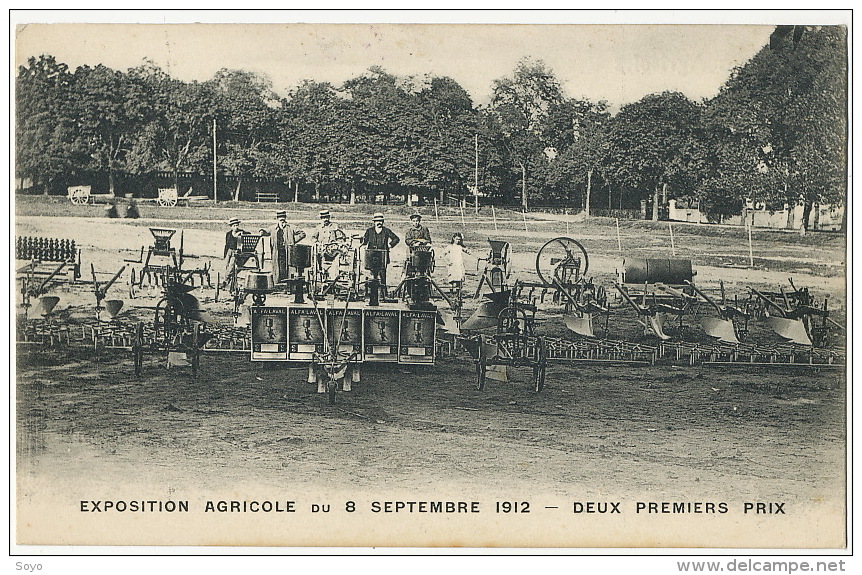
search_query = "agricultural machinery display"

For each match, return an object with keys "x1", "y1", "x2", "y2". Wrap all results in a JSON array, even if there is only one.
[{"x1": 15, "y1": 225, "x2": 845, "y2": 403}]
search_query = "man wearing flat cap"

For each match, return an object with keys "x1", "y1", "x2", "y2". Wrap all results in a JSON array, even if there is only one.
[
  {"x1": 404, "y1": 213, "x2": 432, "y2": 250},
  {"x1": 259, "y1": 210, "x2": 306, "y2": 283},
  {"x1": 403, "y1": 212, "x2": 432, "y2": 279},
  {"x1": 311, "y1": 209, "x2": 347, "y2": 281},
  {"x1": 361, "y1": 213, "x2": 400, "y2": 297},
  {"x1": 222, "y1": 217, "x2": 246, "y2": 288}
]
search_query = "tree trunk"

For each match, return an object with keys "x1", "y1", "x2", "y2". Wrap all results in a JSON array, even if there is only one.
[
  {"x1": 314, "y1": 181, "x2": 320, "y2": 201},
  {"x1": 520, "y1": 161, "x2": 528, "y2": 211},
  {"x1": 812, "y1": 201, "x2": 821, "y2": 231},
  {"x1": 407, "y1": 189, "x2": 413, "y2": 207},
  {"x1": 233, "y1": 178, "x2": 242, "y2": 202},
  {"x1": 350, "y1": 181, "x2": 356, "y2": 205},
  {"x1": 585, "y1": 169, "x2": 592, "y2": 218},
  {"x1": 294, "y1": 181, "x2": 299, "y2": 203},
  {"x1": 652, "y1": 186, "x2": 660, "y2": 221},
  {"x1": 801, "y1": 199, "x2": 813, "y2": 232},
  {"x1": 108, "y1": 169, "x2": 116, "y2": 197}
]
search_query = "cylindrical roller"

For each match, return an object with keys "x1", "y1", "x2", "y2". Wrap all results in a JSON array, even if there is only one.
[{"x1": 622, "y1": 258, "x2": 693, "y2": 284}]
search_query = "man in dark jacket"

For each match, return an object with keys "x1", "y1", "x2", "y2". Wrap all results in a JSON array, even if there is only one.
[
  {"x1": 222, "y1": 217, "x2": 245, "y2": 288},
  {"x1": 360, "y1": 213, "x2": 400, "y2": 298}
]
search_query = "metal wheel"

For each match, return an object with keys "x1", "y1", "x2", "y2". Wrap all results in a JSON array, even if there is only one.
[
  {"x1": 475, "y1": 340, "x2": 487, "y2": 391},
  {"x1": 133, "y1": 321, "x2": 144, "y2": 377},
  {"x1": 536, "y1": 237, "x2": 589, "y2": 287},
  {"x1": 533, "y1": 337, "x2": 547, "y2": 392},
  {"x1": 476, "y1": 359, "x2": 487, "y2": 391},
  {"x1": 154, "y1": 297, "x2": 185, "y2": 349},
  {"x1": 190, "y1": 323, "x2": 200, "y2": 377},
  {"x1": 70, "y1": 189, "x2": 88, "y2": 205}
]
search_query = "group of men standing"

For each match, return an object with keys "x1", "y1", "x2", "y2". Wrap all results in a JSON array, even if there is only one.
[{"x1": 221, "y1": 209, "x2": 434, "y2": 296}]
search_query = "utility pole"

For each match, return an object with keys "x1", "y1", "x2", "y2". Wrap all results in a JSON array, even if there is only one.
[
  {"x1": 212, "y1": 118, "x2": 218, "y2": 204},
  {"x1": 474, "y1": 133, "x2": 479, "y2": 215}
]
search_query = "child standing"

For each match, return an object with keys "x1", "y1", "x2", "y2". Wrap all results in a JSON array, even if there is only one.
[{"x1": 444, "y1": 232, "x2": 470, "y2": 295}]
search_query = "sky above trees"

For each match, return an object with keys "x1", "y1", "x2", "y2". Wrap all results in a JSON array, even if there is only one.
[{"x1": 15, "y1": 19, "x2": 783, "y2": 110}]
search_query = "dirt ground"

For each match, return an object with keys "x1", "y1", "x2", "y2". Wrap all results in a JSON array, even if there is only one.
[{"x1": 13, "y1": 202, "x2": 848, "y2": 548}]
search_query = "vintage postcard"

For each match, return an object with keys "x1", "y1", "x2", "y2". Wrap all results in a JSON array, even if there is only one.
[{"x1": 10, "y1": 11, "x2": 851, "y2": 556}]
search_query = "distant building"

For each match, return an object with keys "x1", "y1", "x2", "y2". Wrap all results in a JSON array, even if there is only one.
[{"x1": 668, "y1": 199, "x2": 843, "y2": 231}]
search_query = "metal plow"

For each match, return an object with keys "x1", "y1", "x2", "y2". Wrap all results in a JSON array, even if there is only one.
[
  {"x1": 564, "y1": 313, "x2": 595, "y2": 338},
  {"x1": 749, "y1": 285, "x2": 823, "y2": 346},
  {"x1": 684, "y1": 280, "x2": 749, "y2": 344},
  {"x1": 612, "y1": 281, "x2": 685, "y2": 340}
]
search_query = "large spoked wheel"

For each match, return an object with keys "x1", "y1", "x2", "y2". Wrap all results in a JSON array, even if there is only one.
[
  {"x1": 536, "y1": 237, "x2": 589, "y2": 287},
  {"x1": 69, "y1": 189, "x2": 89, "y2": 205},
  {"x1": 133, "y1": 321, "x2": 144, "y2": 377},
  {"x1": 158, "y1": 194, "x2": 178, "y2": 207}
]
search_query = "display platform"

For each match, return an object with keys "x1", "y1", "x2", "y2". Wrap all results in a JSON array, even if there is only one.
[{"x1": 249, "y1": 298, "x2": 436, "y2": 365}]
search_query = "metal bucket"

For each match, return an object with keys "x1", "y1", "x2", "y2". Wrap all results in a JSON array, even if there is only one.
[
  {"x1": 290, "y1": 244, "x2": 312, "y2": 269},
  {"x1": 364, "y1": 249, "x2": 388, "y2": 272},
  {"x1": 622, "y1": 258, "x2": 693, "y2": 284},
  {"x1": 245, "y1": 271, "x2": 275, "y2": 293}
]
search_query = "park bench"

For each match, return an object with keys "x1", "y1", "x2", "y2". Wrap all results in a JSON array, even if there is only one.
[{"x1": 255, "y1": 191, "x2": 280, "y2": 203}]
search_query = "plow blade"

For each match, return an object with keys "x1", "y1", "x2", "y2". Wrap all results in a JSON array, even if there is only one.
[
  {"x1": 104, "y1": 299, "x2": 124, "y2": 318},
  {"x1": 700, "y1": 317, "x2": 739, "y2": 343},
  {"x1": 462, "y1": 300, "x2": 505, "y2": 331},
  {"x1": 35, "y1": 296, "x2": 60, "y2": 316},
  {"x1": 639, "y1": 313, "x2": 671, "y2": 340},
  {"x1": 563, "y1": 313, "x2": 594, "y2": 337},
  {"x1": 766, "y1": 317, "x2": 812, "y2": 346}
]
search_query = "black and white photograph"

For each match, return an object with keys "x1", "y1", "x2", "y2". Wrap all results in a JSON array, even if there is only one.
[{"x1": 10, "y1": 10, "x2": 851, "y2": 559}]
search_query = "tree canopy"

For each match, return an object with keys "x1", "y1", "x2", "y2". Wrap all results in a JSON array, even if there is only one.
[{"x1": 15, "y1": 26, "x2": 847, "y2": 229}]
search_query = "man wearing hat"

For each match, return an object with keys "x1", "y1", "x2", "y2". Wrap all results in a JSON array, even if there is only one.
[
  {"x1": 259, "y1": 210, "x2": 306, "y2": 283},
  {"x1": 360, "y1": 213, "x2": 400, "y2": 297},
  {"x1": 403, "y1": 212, "x2": 432, "y2": 278},
  {"x1": 311, "y1": 209, "x2": 347, "y2": 281},
  {"x1": 222, "y1": 217, "x2": 246, "y2": 288},
  {"x1": 404, "y1": 213, "x2": 432, "y2": 249}
]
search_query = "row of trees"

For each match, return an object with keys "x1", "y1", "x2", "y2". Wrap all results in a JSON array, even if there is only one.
[{"x1": 16, "y1": 25, "x2": 846, "y2": 228}]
